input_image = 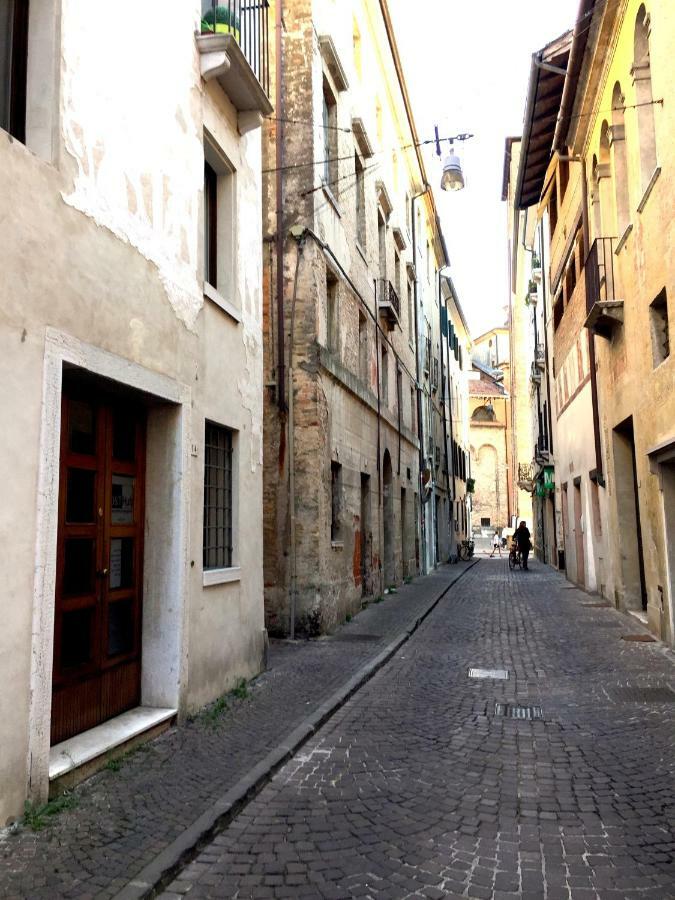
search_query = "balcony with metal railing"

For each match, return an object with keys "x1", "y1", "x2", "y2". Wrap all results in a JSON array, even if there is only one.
[
  {"x1": 535, "y1": 432, "x2": 550, "y2": 463},
  {"x1": 377, "y1": 279, "x2": 401, "y2": 331},
  {"x1": 584, "y1": 237, "x2": 624, "y2": 338},
  {"x1": 535, "y1": 343, "x2": 545, "y2": 370},
  {"x1": 197, "y1": 1, "x2": 273, "y2": 125}
]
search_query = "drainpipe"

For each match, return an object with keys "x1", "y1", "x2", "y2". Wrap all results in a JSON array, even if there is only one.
[
  {"x1": 438, "y1": 273, "x2": 453, "y2": 560},
  {"x1": 538, "y1": 221, "x2": 558, "y2": 563},
  {"x1": 374, "y1": 279, "x2": 383, "y2": 595},
  {"x1": 287, "y1": 236, "x2": 305, "y2": 640},
  {"x1": 411, "y1": 190, "x2": 428, "y2": 573},
  {"x1": 275, "y1": 0, "x2": 285, "y2": 411}
]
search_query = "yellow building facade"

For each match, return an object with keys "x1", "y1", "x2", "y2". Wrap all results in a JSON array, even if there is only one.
[
  {"x1": 513, "y1": 1, "x2": 674, "y2": 643},
  {"x1": 568, "y1": 0, "x2": 675, "y2": 641}
]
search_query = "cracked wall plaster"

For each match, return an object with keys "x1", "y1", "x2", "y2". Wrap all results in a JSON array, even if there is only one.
[{"x1": 59, "y1": 0, "x2": 205, "y2": 330}]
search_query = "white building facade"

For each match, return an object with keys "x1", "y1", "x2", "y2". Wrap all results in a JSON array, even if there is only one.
[{"x1": 0, "y1": 1, "x2": 270, "y2": 821}]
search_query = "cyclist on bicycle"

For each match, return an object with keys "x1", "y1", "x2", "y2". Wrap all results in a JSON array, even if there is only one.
[{"x1": 514, "y1": 521, "x2": 531, "y2": 570}]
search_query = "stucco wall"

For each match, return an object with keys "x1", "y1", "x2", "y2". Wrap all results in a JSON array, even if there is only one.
[
  {"x1": 571, "y1": 0, "x2": 675, "y2": 638},
  {"x1": 0, "y1": 2, "x2": 265, "y2": 819}
]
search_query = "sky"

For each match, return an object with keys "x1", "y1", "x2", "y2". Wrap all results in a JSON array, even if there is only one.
[{"x1": 389, "y1": 0, "x2": 580, "y2": 338}]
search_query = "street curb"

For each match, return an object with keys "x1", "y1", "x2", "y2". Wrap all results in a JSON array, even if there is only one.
[{"x1": 112, "y1": 559, "x2": 479, "y2": 900}]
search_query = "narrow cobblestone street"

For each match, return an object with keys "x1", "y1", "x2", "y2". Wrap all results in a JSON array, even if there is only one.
[{"x1": 160, "y1": 559, "x2": 675, "y2": 900}]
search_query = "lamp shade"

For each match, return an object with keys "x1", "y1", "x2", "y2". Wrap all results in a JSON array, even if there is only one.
[{"x1": 441, "y1": 147, "x2": 465, "y2": 192}]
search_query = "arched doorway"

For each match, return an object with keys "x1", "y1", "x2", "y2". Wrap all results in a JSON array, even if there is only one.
[{"x1": 382, "y1": 449, "x2": 394, "y2": 587}]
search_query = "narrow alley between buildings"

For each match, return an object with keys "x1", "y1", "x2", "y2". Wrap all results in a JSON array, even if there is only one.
[{"x1": 158, "y1": 559, "x2": 675, "y2": 900}]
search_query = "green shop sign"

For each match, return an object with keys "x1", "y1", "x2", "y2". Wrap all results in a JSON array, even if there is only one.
[{"x1": 543, "y1": 466, "x2": 555, "y2": 490}]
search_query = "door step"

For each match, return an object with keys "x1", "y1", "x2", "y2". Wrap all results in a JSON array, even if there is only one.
[{"x1": 49, "y1": 706, "x2": 176, "y2": 795}]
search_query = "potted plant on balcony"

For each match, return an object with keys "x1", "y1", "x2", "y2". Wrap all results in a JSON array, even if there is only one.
[
  {"x1": 466, "y1": 477, "x2": 475, "y2": 494},
  {"x1": 201, "y1": 5, "x2": 241, "y2": 41}
]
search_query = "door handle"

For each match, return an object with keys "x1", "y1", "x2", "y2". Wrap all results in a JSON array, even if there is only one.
[{"x1": 97, "y1": 568, "x2": 109, "y2": 577}]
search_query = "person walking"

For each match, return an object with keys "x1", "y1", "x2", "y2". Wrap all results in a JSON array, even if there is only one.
[
  {"x1": 514, "y1": 520, "x2": 532, "y2": 570},
  {"x1": 489, "y1": 531, "x2": 502, "y2": 557}
]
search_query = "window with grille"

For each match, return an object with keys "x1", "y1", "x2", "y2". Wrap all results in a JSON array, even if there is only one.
[{"x1": 203, "y1": 423, "x2": 233, "y2": 570}]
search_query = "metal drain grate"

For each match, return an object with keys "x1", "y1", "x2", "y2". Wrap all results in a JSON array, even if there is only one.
[
  {"x1": 608, "y1": 686, "x2": 675, "y2": 703},
  {"x1": 330, "y1": 633, "x2": 381, "y2": 643},
  {"x1": 469, "y1": 668, "x2": 509, "y2": 680},
  {"x1": 621, "y1": 634, "x2": 656, "y2": 642},
  {"x1": 495, "y1": 702, "x2": 543, "y2": 720}
]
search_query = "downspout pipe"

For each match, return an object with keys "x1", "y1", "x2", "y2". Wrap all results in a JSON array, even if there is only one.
[
  {"x1": 275, "y1": 0, "x2": 285, "y2": 411},
  {"x1": 438, "y1": 274, "x2": 453, "y2": 560},
  {"x1": 538, "y1": 221, "x2": 558, "y2": 561},
  {"x1": 411, "y1": 190, "x2": 428, "y2": 574},
  {"x1": 287, "y1": 236, "x2": 305, "y2": 640}
]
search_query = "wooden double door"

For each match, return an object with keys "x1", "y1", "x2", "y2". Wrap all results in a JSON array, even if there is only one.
[{"x1": 51, "y1": 384, "x2": 146, "y2": 745}]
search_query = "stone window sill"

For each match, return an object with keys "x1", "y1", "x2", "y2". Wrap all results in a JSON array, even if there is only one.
[
  {"x1": 330, "y1": 540, "x2": 344, "y2": 550},
  {"x1": 203, "y1": 566, "x2": 241, "y2": 587},
  {"x1": 204, "y1": 282, "x2": 241, "y2": 324},
  {"x1": 637, "y1": 166, "x2": 661, "y2": 214}
]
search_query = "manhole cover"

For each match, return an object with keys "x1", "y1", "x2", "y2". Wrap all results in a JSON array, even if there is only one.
[
  {"x1": 495, "y1": 702, "x2": 543, "y2": 720},
  {"x1": 608, "y1": 686, "x2": 675, "y2": 703},
  {"x1": 469, "y1": 668, "x2": 509, "y2": 680},
  {"x1": 621, "y1": 634, "x2": 656, "y2": 642},
  {"x1": 330, "y1": 633, "x2": 381, "y2": 642}
]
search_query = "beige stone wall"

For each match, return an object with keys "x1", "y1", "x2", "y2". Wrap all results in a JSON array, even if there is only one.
[
  {"x1": 572, "y1": 0, "x2": 675, "y2": 640},
  {"x1": 262, "y1": 0, "x2": 431, "y2": 634}
]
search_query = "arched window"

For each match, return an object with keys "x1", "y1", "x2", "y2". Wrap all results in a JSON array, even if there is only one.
[
  {"x1": 590, "y1": 154, "x2": 602, "y2": 239},
  {"x1": 633, "y1": 5, "x2": 658, "y2": 192},
  {"x1": 610, "y1": 83, "x2": 630, "y2": 235},
  {"x1": 598, "y1": 121, "x2": 615, "y2": 236}
]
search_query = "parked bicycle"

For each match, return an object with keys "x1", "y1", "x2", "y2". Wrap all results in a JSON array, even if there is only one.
[{"x1": 457, "y1": 539, "x2": 475, "y2": 561}]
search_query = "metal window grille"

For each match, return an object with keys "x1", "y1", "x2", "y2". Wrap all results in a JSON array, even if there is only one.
[{"x1": 203, "y1": 423, "x2": 233, "y2": 569}]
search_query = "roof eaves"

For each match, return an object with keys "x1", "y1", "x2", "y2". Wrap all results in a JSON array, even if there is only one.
[{"x1": 514, "y1": 30, "x2": 572, "y2": 210}]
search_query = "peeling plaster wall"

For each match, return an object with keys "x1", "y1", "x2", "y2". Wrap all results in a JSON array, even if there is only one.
[
  {"x1": 59, "y1": 0, "x2": 205, "y2": 330},
  {"x1": 0, "y1": 3, "x2": 265, "y2": 820}
]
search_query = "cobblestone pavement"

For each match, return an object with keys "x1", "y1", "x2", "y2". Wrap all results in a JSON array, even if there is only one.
[
  {"x1": 158, "y1": 559, "x2": 675, "y2": 900},
  {"x1": 0, "y1": 566, "x2": 469, "y2": 900}
]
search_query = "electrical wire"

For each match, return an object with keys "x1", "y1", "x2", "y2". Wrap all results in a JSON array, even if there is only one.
[
  {"x1": 301, "y1": 158, "x2": 381, "y2": 198},
  {"x1": 261, "y1": 131, "x2": 474, "y2": 176}
]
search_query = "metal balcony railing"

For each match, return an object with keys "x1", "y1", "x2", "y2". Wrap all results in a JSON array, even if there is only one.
[
  {"x1": 535, "y1": 343, "x2": 545, "y2": 362},
  {"x1": 377, "y1": 279, "x2": 401, "y2": 330},
  {"x1": 201, "y1": 1, "x2": 270, "y2": 95},
  {"x1": 585, "y1": 237, "x2": 617, "y2": 314}
]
